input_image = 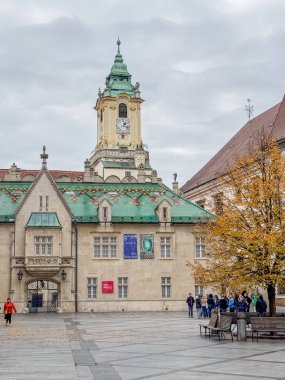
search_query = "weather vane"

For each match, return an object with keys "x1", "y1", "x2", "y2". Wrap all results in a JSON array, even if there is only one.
[{"x1": 245, "y1": 99, "x2": 254, "y2": 120}]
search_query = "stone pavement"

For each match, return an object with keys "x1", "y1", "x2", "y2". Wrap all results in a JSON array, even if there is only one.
[{"x1": 0, "y1": 312, "x2": 285, "y2": 379}]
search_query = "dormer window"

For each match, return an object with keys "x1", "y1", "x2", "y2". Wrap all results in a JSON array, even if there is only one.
[
  {"x1": 163, "y1": 207, "x2": 168, "y2": 220},
  {"x1": 103, "y1": 207, "x2": 108, "y2": 220},
  {"x1": 119, "y1": 103, "x2": 127, "y2": 118}
]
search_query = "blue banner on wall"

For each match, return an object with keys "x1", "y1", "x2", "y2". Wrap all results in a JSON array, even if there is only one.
[{"x1": 124, "y1": 234, "x2": 138, "y2": 259}]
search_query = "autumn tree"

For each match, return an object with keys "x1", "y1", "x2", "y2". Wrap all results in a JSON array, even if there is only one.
[{"x1": 192, "y1": 135, "x2": 285, "y2": 316}]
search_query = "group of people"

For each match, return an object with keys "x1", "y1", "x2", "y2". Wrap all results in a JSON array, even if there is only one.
[{"x1": 186, "y1": 290, "x2": 267, "y2": 318}]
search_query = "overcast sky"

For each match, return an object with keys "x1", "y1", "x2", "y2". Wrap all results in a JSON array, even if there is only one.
[{"x1": 1, "y1": 0, "x2": 285, "y2": 187}]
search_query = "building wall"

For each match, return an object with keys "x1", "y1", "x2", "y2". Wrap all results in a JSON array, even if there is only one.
[
  {"x1": 12, "y1": 173, "x2": 75, "y2": 311},
  {"x1": 0, "y1": 224, "x2": 14, "y2": 305},
  {"x1": 76, "y1": 222, "x2": 196, "y2": 312}
]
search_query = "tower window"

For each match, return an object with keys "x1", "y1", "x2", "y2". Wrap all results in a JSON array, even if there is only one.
[
  {"x1": 100, "y1": 110, "x2": 103, "y2": 122},
  {"x1": 119, "y1": 103, "x2": 127, "y2": 118}
]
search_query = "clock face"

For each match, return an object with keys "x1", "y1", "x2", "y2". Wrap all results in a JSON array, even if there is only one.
[{"x1": 116, "y1": 118, "x2": 130, "y2": 134}]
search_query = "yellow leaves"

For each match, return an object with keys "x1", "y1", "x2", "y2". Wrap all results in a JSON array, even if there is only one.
[{"x1": 192, "y1": 136, "x2": 285, "y2": 291}]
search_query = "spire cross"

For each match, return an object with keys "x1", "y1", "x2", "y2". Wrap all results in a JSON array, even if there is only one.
[
  {"x1": 117, "y1": 37, "x2": 121, "y2": 54},
  {"x1": 245, "y1": 98, "x2": 254, "y2": 120},
  {"x1": 40, "y1": 145, "x2": 48, "y2": 166}
]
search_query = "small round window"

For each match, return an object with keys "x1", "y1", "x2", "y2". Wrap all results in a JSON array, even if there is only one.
[{"x1": 119, "y1": 103, "x2": 127, "y2": 118}]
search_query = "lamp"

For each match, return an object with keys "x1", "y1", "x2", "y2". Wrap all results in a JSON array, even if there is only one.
[
  {"x1": 17, "y1": 270, "x2": 23, "y2": 281},
  {"x1": 61, "y1": 269, "x2": 67, "y2": 281}
]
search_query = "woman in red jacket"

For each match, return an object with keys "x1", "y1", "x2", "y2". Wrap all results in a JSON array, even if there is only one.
[{"x1": 4, "y1": 298, "x2": 17, "y2": 326}]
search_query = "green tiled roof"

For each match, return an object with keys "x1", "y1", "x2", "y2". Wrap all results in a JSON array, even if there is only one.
[
  {"x1": 0, "y1": 183, "x2": 30, "y2": 222},
  {"x1": 59, "y1": 182, "x2": 213, "y2": 223},
  {"x1": 0, "y1": 181, "x2": 213, "y2": 224},
  {"x1": 107, "y1": 39, "x2": 136, "y2": 98},
  {"x1": 26, "y1": 212, "x2": 61, "y2": 228}
]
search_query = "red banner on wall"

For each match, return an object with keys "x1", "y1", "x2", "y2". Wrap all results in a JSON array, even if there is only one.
[{"x1": 102, "y1": 281, "x2": 114, "y2": 293}]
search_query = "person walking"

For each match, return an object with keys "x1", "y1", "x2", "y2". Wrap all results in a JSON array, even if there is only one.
[
  {"x1": 186, "y1": 293, "x2": 195, "y2": 318},
  {"x1": 4, "y1": 298, "x2": 17, "y2": 326}
]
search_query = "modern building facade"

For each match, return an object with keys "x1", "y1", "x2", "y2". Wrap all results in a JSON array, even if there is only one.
[{"x1": 0, "y1": 41, "x2": 212, "y2": 313}]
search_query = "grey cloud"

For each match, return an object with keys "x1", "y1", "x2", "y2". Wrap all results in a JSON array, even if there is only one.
[{"x1": 0, "y1": 1, "x2": 285, "y2": 187}]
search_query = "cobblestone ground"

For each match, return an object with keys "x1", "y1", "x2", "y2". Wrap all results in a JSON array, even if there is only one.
[{"x1": 0, "y1": 312, "x2": 285, "y2": 379}]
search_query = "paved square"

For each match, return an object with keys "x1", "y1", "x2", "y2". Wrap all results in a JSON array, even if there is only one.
[{"x1": 0, "y1": 312, "x2": 284, "y2": 379}]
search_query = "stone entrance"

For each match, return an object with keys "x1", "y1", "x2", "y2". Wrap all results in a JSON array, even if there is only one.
[{"x1": 27, "y1": 280, "x2": 59, "y2": 313}]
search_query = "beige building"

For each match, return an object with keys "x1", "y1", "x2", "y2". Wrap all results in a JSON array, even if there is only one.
[
  {"x1": 0, "y1": 40, "x2": 211, "y2": 313},
  {"x1": 181, "y1": 97, "x2": 285, "y2": 305}
]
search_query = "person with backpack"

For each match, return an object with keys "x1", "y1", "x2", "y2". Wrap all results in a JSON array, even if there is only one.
[{"x1": 256, "y1": 295, "x2": 267, "y2": 317}]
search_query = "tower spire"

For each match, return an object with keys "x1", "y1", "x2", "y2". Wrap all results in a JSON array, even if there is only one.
[{"x1": 117, "y1": 36, "x2": 121, "y2": 54}]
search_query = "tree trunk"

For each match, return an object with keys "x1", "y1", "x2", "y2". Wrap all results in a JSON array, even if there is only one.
[{"x1": 267, "y1": 284, "x2": 276, "y2": 317}]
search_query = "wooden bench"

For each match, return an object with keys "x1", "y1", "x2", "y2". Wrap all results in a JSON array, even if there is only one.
[
  {"x1": 251, "y1": 317, "x2": 285, "y2": 342},
  {"x1": 199, "y1": 313, "x2": 218, "y2": 337},
  {"x1": 207, "y1": 315, "x2": 233, "y2": 341}
]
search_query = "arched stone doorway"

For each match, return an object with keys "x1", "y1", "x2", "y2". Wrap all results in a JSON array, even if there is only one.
[{"x1": 27, "y1": 280, "x2": 59, "y2": 313}]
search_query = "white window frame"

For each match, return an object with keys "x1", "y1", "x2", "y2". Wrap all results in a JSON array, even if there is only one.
[
  {"x1": 160, "y1": 237, "x2": 171, "y2": 258},
  {"x1": 195, "y1": 285, "x2": 204, "y2": 297},
  {"x1": 87, "y1": 278, "x2": 97, "y2": 299},
  {"x1": 34, "y1": 236, "x2": 53, "y2": 256},
  {"x1": 93, "y1": 236, "x2": 117, "y2": 258},
  {"x1": 195, "y1": 237, "x2": 206, "y2": 258},
  {"x1": 39, "y1": 195, "x2": 49, "y2": 211},
  {"x1": 118, "y1": 277, "x2": 128, "y2": 298},
  {"x1": 161, "y1": 277, "x2": 171, "y2": 298}
]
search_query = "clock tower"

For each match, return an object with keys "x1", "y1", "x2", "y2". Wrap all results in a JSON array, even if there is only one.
[{"x1": 87, "y1": 39, "x2": 154, "y2": 183}]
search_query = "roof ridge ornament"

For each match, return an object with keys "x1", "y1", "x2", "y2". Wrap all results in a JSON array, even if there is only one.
[{"x1": 40, "y1": 145, "x2": 48, "y2": 167}]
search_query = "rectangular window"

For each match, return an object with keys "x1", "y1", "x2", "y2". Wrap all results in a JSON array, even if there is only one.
[
  {"x1": 118, "y1": 277, "x2": 128, "y2": 298},
  {"x1": 110, "y1": 237, "x2": 117, "y2": 258},
  {"x1": 39, "y1": 195, "x2": 43, "y2": 211},
  {"x1": 93, "y1": 236, "x2": 117, "y2": 258},
  {"x1": 87, "y1": 278, "x2": 97, "y2": 299},
  {"x1": 195, "y1": 285, "x2": 204, "y2": 297},
  {"x1": 45, "y1": 196, "x2": 49, "y2": 211},
  {"x1": 35, "y1": 236, "x2": 53, "y2": 255},
  {"x1": 195, "y1": 237, "x2": 206, "y2": 258},
  {"x1": 160, "y1": 237, "x2": 171, "y2": 258},
  {"x1": 162, "y1": 207, "x2": 168, "y2": 220},
  {"x1": 161, "y1": 277, "x2": 171, "y2": 298},
  {"x1": 103, "y1": 207, "x2": 108, "y2": 219}
]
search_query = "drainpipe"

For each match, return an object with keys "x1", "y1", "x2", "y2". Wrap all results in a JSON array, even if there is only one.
[{"x1": 74, "y1": 222, "x2": 78, "y2": 313}]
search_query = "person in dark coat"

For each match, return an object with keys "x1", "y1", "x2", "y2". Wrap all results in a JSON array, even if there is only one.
[
  {"x1": 186, "y1": 293, "x2": 195, "y2": 318},
  {"x1": 207, "y1": 294, "x2": 215, "y2": 318},
  {"x1": 256, "y1": 295, "x2": 267, "y2": 317},
  {"x1": 219, "y1": 295, "x2": 228, "y2": 312}
]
